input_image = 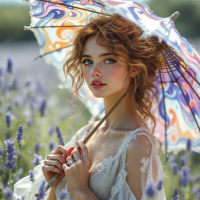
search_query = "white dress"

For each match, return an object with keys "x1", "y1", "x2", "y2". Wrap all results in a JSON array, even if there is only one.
[{"x1": 13, "y1": 122, "x2": 167, "y2": 200}]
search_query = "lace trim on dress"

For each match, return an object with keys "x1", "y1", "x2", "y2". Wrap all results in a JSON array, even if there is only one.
[{"x1": 111, "y1": 127, "x2": 151, "y2": 198}]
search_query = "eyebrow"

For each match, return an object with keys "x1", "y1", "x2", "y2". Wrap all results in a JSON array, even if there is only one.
[{"x1": 82, "y1": 53, "x2": 118, "y2": 58}]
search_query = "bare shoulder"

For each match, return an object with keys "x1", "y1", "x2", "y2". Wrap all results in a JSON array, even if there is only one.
[{"x1": 127, "y1": 132, "x2": 152, "y2": 156}]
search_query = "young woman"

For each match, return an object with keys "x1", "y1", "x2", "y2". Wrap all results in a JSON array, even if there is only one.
[{"x1": 13, "y1": 14, "x2": 166, "y2": 200}]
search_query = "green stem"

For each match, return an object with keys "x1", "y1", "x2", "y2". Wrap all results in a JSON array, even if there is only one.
[{"x1": 9, "y1": 170, "x2": 12, "y2": 193}]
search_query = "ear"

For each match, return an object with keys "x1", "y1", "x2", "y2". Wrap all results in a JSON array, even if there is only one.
[{"x1": 129, "y1": 66, "x2": 140, "y2": 77}]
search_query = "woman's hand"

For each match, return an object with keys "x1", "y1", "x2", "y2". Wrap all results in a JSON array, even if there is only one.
[
  {"x1": 42, "y1": 145, "x2": 71, "y2": 188},
  {"x1": 62, "y1": 141, "x2": 91, "y2": 197}
]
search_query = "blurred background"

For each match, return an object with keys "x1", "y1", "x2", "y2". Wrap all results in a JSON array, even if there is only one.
[{"x1": 0, "y1": 0, "x2": 200, "y2": 199}]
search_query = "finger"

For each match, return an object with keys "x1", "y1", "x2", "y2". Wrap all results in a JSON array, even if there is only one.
[
  {"x1": 71, "y1": 149, "x2": 81, "y2": 162},
  {"x1": 75, "y1": 141, "x2": 89, "y2": 161},
  {"x1": 46, "y1": 154, "x2": 66, "y2": 165},
  {"x1": 44, "y1": 160, "x2": 64, "y2": 172},
  {"x1": 42, "y1": 165, "x2": 63, "y2": 174},
  {"x1": 66, "y1": 156, "x2": 74, "y2": 163},
  {"x1": 52, "y1": 145, "x2": 70, "y2": 156}
]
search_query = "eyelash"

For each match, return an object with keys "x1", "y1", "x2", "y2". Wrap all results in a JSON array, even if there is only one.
[{"x1": 82, "y1": 58, "x2": 116, "y2": 65}]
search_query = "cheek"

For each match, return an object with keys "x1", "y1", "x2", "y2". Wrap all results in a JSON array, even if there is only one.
[
  {"x1": 83, "y1": 68, "x2": 90, "y2": 83},
  {"x1": 107, "y1": 66, "x2": 126, "y2": 82}
]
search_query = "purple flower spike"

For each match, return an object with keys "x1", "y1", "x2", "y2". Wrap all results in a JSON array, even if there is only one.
[
  {"x1": 168, "y1": 155, "x2": 176, "y2": 163},
  {"x1": 56, "y1": 127, "x2": 65, "y2": 146},
  {"x1": 49, "y1": 141, "x2": 54, "y2": 151},
  {"x1": 39, "y1": 100, "x2": 46, "y2": 116},
  {"x1": 194, "y1": 174, "x2": 200, "y2": 183},
  {"x1": 180, "y1": 154, "x2": 187, "y2": 166},
  {"x1": 172, "y1": 188, "x2": 178, "y2": 200},
  {"x1": 59, "y1": 189, "x2": 68, "y2": 200},
  {"x1": 171, "y1": 162, "x2": 178, "y2": 175},
  {"x1": 48, "y1": 126, "x2": 54, "y2": 136},
  {"x1": 145, "y1": 181, "x2": 157, "y2": 197},
  {"x1": 35, "y1": 142, "x2": 40, "y2": 153},
  {"x1": 29, "y1": 170, "x2": 34, "y2": 183},
  {"x1": 3, "y1": 185, "x2": 13, "y2": 199},
  {"x1": 186, "y1": 138, "x2": 192, "y2": 151},
  {"x1": 4, "y1": 138, "x2": 17, "y2": 169},
  {"x1": 32, "y1": 154, "x2": 42, "y2": 166},
  {"x1": 0, "y1": 67, "x2": 3, "y2": 76},
  {"x1": 190, "y1": 150, "x2": 196, "y2": 157},
  {"x1": 12, "y1": 78, "x2": 18, "y2": 90},
  {"x1": 179, "y1": 167, "x2": 190, "y2": 187},
  {"x1": 5, "y1": 112, "x2": 11, "y2": 128},
  {"x1": 157, "y1": 179, "x2": 163, "y2": 191},
  {"x1": 7, "y1": 58, "x2": 13, "y2": 73},
  {"x1": 16, "y1": 125, "x2": 24, "y2": 147},
  {"x1": 36, "y1": 181, "x2": 46, "y2": 200}
]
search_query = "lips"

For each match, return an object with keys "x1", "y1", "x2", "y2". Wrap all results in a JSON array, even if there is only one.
[{"x1": 91, "y1": 79, "x2": 106, "y2": 86}]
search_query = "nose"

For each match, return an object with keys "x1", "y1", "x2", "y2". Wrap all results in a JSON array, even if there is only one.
[{"x1": 91, "y1": 63, "x2": 102, "y2": 78}]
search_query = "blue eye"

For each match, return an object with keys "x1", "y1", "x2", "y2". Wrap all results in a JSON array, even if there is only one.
[
  {"x1": 105, "y1": 59, "x2": 116, "y2": 64},
  {"x1": 82, "y1": 59, "x2": 92, "y2": 65}
]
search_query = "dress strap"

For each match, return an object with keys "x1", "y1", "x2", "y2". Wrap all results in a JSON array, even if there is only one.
[{"x1": 110, "y1": 127, "x2": 153, "y2": 198}]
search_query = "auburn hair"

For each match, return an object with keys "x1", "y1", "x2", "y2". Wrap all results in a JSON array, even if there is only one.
[{"x1": 63, "y1": 14, "x2": 160, "y2": 133}]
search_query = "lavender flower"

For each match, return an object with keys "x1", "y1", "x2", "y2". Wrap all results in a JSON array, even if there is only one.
[
  {"x1": 3, "y1": 185, "x2": 13, "y2": 199},
  {"x1": 180, "y1": 154, "x2": 187, "y2": 166},
  {"x1": 145, "y1": 181, "x2": 157, "y2": 197},
  {"x1": 56, "y1": 127, "x2": 65, "y2": 146},
  {"x1": 190, "y1": 150, "x2": 196, "y2": 157},
  {"x1": 0, "y1": 146, "x2": 3, "y2": 158},
  {"x1": 48, "y1": 126, "x2": 54, "y2": 136},
  {"x1": 157, "y1": 179, "x2": 163, "y2": 191},
  {"x1": 39, "y1": 100, "x2": 46, "y2": 116},
  {"x1": 26, "y1": 118, "x2": 31, "y2": 126},
  {"x1": 49, "y1": 141, "x2": 54, "y2": 151},
  {"x1": 6, "y1": 103, "x2": 12, "y2": 111},
  {"x1": 172, "y1": 188, "x2": 178, "y2": 200},
  {"x1": 35, "y1": 142, "x2": 40, "y2": 153},
  {"x1": 194, "y1": 174, "x2": 200, "y2": 183},
  {"x1": 4, "y1": 138, "x2": 17, "y2": 169},
  {"x1": 7, "y1": 58, "x2": 13, "y2": 73},
  {"x1": 186, "y1": 138, "x2": 192, "y2": 151},
  {"x1": 59, "y1": 189, "x2": 68, "y2": 200},
  {"x1": 29, "y1": 170, "x2": 34, "y2": 183},
  {"x1": 168, "y1": 155, "x2": 176, "y2": 163},
  {"x1": 14, "y1": 96, "x2": 20, "y2": 107},
  {"x1": 12, "y1": 78, "x2": 18, "y2": 90},
  {"x1": 16, "y1": 125, "x2": 24, "y2": 147},
  {"x1": 179, "y1": 167, "x2": 190, "y2": 187},
  {"x1": 32, "y1": 154, "x2": 42, "y2": 166},
  {"x1": 0, "y1": 67, "x2": 2, "y2": 76},
  {"x1": 5, "y1": 112, "x2": 11, "y2": 128},
  {"x1": 35, "y1": 181, "x2": 46, "y2": 200},
  {"x1": 191, "y1": 187, "x2": 200, "y2": 199},
  {"x1": 171, "y1": 162, "x2": 178, "y2": 175}
]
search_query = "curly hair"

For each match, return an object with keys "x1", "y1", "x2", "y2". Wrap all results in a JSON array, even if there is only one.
[{"x1": 63, "y1": 14, "x2": 160, "y2": 133}]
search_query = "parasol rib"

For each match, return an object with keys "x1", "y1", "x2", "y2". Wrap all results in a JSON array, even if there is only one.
[
  {"x1": 167, "y1": 61, "x2": 200, "y2": 133},
  {"x1": 38, "y1": 0, "x2": 111, "y2": 16},
  {"x1": 22, "y1": 25, "x2": 84, "y2": 29},
  {"x1": 166, "y1": 49, "x2": 200, "y2": 100},
  {"x1": 158, "y1": 68, "x2": 168, "y2": 163},
  {"x1": 34, "y1": 45, "x2": 73, "y2": 60}
]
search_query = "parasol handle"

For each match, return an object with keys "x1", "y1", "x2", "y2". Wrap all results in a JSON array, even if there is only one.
[{"x1": 170, "y1": 11, "x2": 180, "y2": 22}]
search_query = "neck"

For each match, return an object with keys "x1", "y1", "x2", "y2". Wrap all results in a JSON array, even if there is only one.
[{"x1": 102, "y1": 88, "x2": 145, "y2": 131}]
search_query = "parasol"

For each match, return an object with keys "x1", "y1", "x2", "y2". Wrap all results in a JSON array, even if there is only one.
[{"x1": 23, "y1": 0, "x2": 200, "y2": 160}]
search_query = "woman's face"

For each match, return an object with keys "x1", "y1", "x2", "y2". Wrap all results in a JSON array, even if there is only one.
[{"x1": 82, "y1": 35, "x2": 132, "y2": 98}]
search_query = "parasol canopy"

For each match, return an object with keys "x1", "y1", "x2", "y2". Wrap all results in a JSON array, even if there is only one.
[{"x1": 23, "y1": 0, "x2": 200, "y2": 157}]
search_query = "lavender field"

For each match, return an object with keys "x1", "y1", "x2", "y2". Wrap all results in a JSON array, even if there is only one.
[{"x1": 0, "y1": 41, "x2": 200, "y2": 199}]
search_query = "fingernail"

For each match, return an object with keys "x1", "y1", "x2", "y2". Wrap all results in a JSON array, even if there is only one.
[{"x1": 75, "y1": 141, "x2": 79, "y2": 144}]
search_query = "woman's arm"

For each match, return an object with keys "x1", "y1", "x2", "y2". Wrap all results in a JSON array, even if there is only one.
[
  {"x1": 47, "y1": 187, "x2": 57, "y2": 200},
  {"x1": 126, "y1": 134, "x2": 152, "y2": 200}
]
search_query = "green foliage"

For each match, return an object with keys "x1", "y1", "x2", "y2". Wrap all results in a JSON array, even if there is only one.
[
  {"x1": 0, "y1": 6, "x2": 35, "y2": 41},
  {"x1": 148, "y1": 0, "x2": 200, "y2": 38}
]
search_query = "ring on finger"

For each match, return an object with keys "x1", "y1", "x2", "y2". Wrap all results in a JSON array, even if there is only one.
[{"x1": 66, "y1": 160, "x2": 74, "y2": 167}]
